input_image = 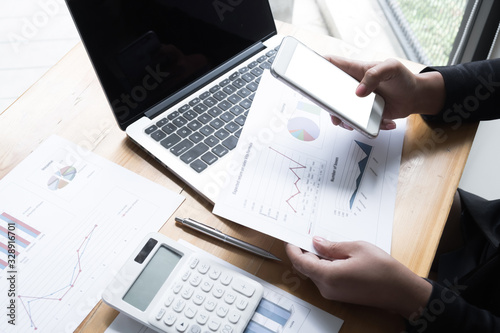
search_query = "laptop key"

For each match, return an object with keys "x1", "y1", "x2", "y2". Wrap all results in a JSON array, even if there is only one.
[
  {"x1": 210, "y1": 119, "x2": 224, "y2": 129},
  {"x1": 199, "y1": 91, "x2": 210, "y2": 100},
  {"x1": 198, "y1": 114, "x2": 213, "y2": 124},
  {"x1": 177, "y1": 127, "x2": 192, "y2": 138},
  {"x1": 246, "y1": 82, "x2": 258, "y2": 92},
  {"x1": 189, "y1": 97, "x2": 200, "y2": 106},
  {"x1": 250, "y1": 67, "x2": 263, "y2": 77},
  {"x1": 170, "y1": 139, "x2": 194, "y2": 156},
  {"x1": 189, "y1": 132, "x2": 204, "y2": 143},
  {"x1": 234, "y1": 115, "x2": 246, "y2": 126},
  {"x1": 235, "y1": 129, "x2": 243, "y2": 138},
  {"x1": 223, "y1": 85, "x2": 237, "y2": 95},
  {"x1": 228, "y1": 94, "x2": 242, "y2": 105},
  {"x1": 190, "y1": 160, "x2": 208, "y2": 173},
  {"x1": 180, "y1": 143, "x2": 209, "y2": 164},
  {"x1": 160, "y1": 133, "x2": 181, "y2": 149},
  {"x1": 151, "y1": 130, "x2": 166, "y2": 141},
  {"x1": 214, "y1": 129, "x2": 230, "y2": 140},
  {"x1": 219, "y1": 78, "x2": 230, "y2": 87},
  {"x1": 232, "y1": 78, "x2": 245, "y2": 89},
  {"x1": 208, "y1": 106, "x2": 222, "y2": 118},
  {"x1": 200, "y1": 125, "x2": 215, "y2": 136},
  {"x1": 217, "y1": 100, "x2": 232, "y2": 111},
  {"x1": 162, "y1": 123, "x2": 177, "y2": 135},
  {"x1": 204, "y1": 136, "x2": 219, "y2": 147},
  {"x1": 220, "y1": 112, "x2": 234, "y2": 123},
  {"x1": 224, "y1": 122, "x2": 239, "y2": 133},
  {"x1": 213, "y1": 91, "x2": 227, "y2": 101},
  {"x1": 209, "y1": 85, "x2": 221, "y2": 93},
  {"x1": 222, "y1": 136, "x2": 238, "y2": 150},
  {"x1": 239, "y1": 99, "x2": 252, "y2": 109},
  {"x1": 145, "y1": 125, "x2": 157, "y2": 134},
  {"x1": 229, "y1": 72, "x2": 239, "y2": 80},
  {"x1": 156, "y1": 118, "x2": 168, "y2": 127},
  {"x1": 173, "y1": 116, "x2": 188, "y2": 127},
  {"x1": 204, "y1": 97, "x2": 217, "y2": 108},
  {"x1": 193, "y1": 104, "x2": 208, "y2": 114},
  {"x1": 187, "y1": 120, "x2": 202, "y2": 131},
  {"x1": 178, "y1": 104, "x2": 190, "y2": 113},
  {"x1": 201, "y1": 152, "x2": 218, "y2": 165},
  {"x1": 237, "y1": 88, "x2": 251, "y2": 98},
  {"x1": 212, "y1": 144, "x2": 229, "y2": 157},
  {"x1": 229, "y1": 105, "x2": 244, "y2": 116},
  {"x1": 167, "y1": 111, "x2": 180, "y2": 120},
  {"x1": 183, "y1": 109, "x2": 198, "y2": 121}
]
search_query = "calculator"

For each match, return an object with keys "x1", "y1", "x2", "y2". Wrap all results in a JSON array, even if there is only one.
[{"x1": 102, "y1": 232, "x2": 264, "y2": 333}]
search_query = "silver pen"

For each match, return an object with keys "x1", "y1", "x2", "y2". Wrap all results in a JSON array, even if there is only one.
[{"x1": 175, "y1": 217, "x2": 281, "y2": 261}]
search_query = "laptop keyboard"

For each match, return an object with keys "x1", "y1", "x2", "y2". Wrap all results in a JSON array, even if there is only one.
[{"x1": 144, "y1": 47, "x2": 278, "y2": 173}]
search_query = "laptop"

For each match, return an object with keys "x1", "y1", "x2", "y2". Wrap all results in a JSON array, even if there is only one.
[{"x1": 65, "y1": 0, "x2": 281, "y2": 203}]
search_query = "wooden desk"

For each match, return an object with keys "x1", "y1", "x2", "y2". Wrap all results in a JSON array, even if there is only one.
[{"x1": 0, "y1": 21, "x2": 477, "y2": 332}]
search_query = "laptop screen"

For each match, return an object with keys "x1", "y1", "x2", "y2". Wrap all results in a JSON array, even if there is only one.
[{"x1": 66, "y1": 0, "x2": 276, "y2": 130}]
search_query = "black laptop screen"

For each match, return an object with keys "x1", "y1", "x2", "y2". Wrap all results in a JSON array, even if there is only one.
[{"x1": 66, "y1": 0, "x2": 276, "y2": 129}]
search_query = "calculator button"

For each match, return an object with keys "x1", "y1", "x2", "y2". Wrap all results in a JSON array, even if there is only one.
[
  {"x1": 165, "y1": 295, "x2": 175, "y2": 307},
  {"x1": 223, "y1": 291, "x2": 236, "y2": 305},
  {"x1": 163, "y1": 313, "x2": 177, "y2": 326},
  {"x1": 212, "y1": 285, "x2": 225, "y2": 298},
  {"x1": 190, "y1": 257, "x2": 199, "y2": 269},
  {"x1": 192, "y1": 292, "x2": 205, "y2": 305},
  {"x1": 220, "y1": 273, "x2": 232, "y2": 286},
  {"x1": 208, "y1": 318, "x2": 221, "y2": 331},
  {"x1": 175, "y1": 318, "x2": 189, "y2": 332},
  {"x1": 185, "y1": 306, "x2": 197, "y2": 319},
  {"x1": 196, "y1": 311, "x2": 209, "y2": 325},
  {"x1": 216, "y1": 304, "x2": 229, "y2": 318},
  {"x1": 182, "y1": 270, "x2": 191, "y2": 281},
  {"x1": 189, "y1": 274, "x2": 202, "y2": 287},
  {"x1": 228, "y1": 311, "x2": 240, "y2": 324},
  {"x1": 204, "y1": 298, "x2": 217, "y2": 312},
  {"x1": 221, "y1": 324, "x2": 233, "y2": 333},
  {"x1": 173, "y1": 282, "x2": 183, "y2": 294},
  {"x1": 189, "y1": 325, "x2": 201, "y2": 333},
  {"x1": 155, "y1": 307, "x2": 166, "y2": 321},
  {"x1": 201, "y1": 279, "x2": 213, "y2": 292},
  {"x1": 235, "y1": 298, "x2": 248, "y2": 311},
  {"x1": 173, "y1": 299, "x2": 186, "y2": 313},
  {"x1": 198, "y1": 263, "x2": 210, "y2": 274},
  {"x1": 181, "y1": 287, "x2": 194, "y2": 299},
  {"x1": 231, "y1": 278, "x2": 255, "y2": 297},
  {"x1": 209, "y1": 268, "x2": 221, "y2": 280}
]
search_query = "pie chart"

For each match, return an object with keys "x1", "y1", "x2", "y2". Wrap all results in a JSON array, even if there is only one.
[
  {"x1": 287, "y1": 117, "x2": 320, "y2": 142},
  {"x1": 47, "y1": 166, "x2": 77, "y2": 190}
]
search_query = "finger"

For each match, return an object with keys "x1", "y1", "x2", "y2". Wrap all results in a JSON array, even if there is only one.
[
  {"x1": 312, "y1": 237, "x2": 356, "y2": 260},
  {"x1": 285, "y1": 243, "x2": 324, "y2": 276},
  {"x1": 380, "y1": 119, "x2": 397, "y2": 130},
  {"x1": 330, "y1": 115, "x2": 342, "y2": 126},
  {"x1": 358, "y1": 58, "x2": 402, "y2": 97},
  {"x1": 325, "y1": 56, "x2": 378, "y2": 82}
]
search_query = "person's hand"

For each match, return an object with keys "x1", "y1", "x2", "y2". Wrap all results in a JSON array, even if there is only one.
[
  {"x1": 285, "y1": 237, "x2": 432, "y2": 319},
  {"x1": 325, "y1": 57, "x2": 445, "y2": 131}
]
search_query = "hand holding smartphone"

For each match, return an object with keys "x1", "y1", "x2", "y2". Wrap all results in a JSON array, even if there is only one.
[{"x1": 270, "y1": 36, "x2": 384, "y2": 138}]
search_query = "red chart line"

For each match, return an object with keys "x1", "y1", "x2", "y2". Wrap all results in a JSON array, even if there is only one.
[
  {"x1": 268, "y1": 147, "x2": 306, "y2": 213},
  {"x1": 18, "y1": 224, "x2": 98, "y2": 330}
]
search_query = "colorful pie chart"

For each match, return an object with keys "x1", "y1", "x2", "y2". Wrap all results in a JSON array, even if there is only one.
[
  {"x1": 287, "y1": 117, "x2": 320, "y2": 142},
  {"x1": 47, "y1": 166, "x2": 77, "y2": 190}
]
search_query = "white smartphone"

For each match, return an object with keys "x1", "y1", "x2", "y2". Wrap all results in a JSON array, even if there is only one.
[{"x1": 270, "y1": 36, "x2": 384, "y2": 138}]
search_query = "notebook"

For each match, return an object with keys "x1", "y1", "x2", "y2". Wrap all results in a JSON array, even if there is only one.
[{"x1": 65, "y1": 0, "x2": 281, "y2": 203}]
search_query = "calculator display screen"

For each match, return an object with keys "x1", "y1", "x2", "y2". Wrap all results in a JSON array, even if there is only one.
[{"x1": 123, "y1": 246, "x2": 181, "y2": 311}]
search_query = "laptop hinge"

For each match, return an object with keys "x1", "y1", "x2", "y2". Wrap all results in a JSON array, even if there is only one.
[{"x1": 145, "y1": 42, "x2": 267, "y2": 119}]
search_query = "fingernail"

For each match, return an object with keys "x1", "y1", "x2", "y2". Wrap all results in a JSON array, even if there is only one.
[{"x1": 313, "y1": 236, "x2": 325, "y2": 243}]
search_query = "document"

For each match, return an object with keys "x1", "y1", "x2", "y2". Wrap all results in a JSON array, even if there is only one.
[
  {"x1": 105, "y1": 240, "x2": 344, "y2": 333},
  {"x1": 0, "y1": 135, "x2": 184, "y2": 332},
  {"x1": 213, "y1": 71, "x2": 405, "y2": 254}
]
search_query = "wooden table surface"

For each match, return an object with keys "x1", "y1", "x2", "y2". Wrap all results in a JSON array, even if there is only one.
[{"x1": 0, "y1": 21, "x2": 478, "y2": 333}]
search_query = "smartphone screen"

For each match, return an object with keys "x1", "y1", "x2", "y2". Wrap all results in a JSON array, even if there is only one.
[{"x1": 271, "y1": 37, "x2": 383, "y2": 137}]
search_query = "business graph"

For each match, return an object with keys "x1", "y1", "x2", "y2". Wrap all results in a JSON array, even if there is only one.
[
  {"x1": 18, "y1": 225, "x2": 97, "y2": 330},
  {"x1": 47, "y1": 165, "x2": 77, "y2": 190},
  {"x1": 242, "y1": 146, "x2": 326, "y2": 232},
  {"x1": 0, "y1": 212, "x2": 42, "y2": 270},
  {"x1": 333, "y1": 140, "x2": 374, "y2": 216}
]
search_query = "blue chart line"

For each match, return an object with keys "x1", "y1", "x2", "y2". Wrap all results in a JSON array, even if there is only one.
[
  {"x1": 349, "y1": 140, "x2": 373, "y2": 209},
  {"x1": 245, "y1": 298, "x2": 292, "y2": 333},
  {"x1": 18, "y1": 225, "x2": 98, "y2": 330}
]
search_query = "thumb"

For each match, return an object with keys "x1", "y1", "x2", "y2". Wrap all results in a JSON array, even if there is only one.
[{"x1": 312, "y1": 236, "x2": 352, "y2": 260}]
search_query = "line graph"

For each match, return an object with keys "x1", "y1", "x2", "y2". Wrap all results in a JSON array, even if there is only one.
[
  {"x1": 268, "y1": 147, "x2": 306, "y2": 213},
  {"x1": 18, "y1": 224, "x2": 98, "y2": 330}
]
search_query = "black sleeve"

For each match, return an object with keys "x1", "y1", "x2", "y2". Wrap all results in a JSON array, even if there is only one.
[
  {"x1": 405, "y1": 280, "x2": 500, "y2": 333},
  {"x1": 421, "y1": 59, "x2": 500, "y2": 127}
]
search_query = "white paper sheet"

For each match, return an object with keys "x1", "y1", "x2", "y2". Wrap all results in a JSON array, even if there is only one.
[
  {"x1": 105, "y1": 239, "x2": 344, "y2": 333},
  {"x1": 0, "y1": 135, "x2": 184, "y2": 332},
  {"x1": 213, "y1": 71, "x2": 405, "y2": 254}
]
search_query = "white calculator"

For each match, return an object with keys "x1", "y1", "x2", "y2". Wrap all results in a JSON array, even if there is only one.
[{"x1": 102, "y1": 232, "x2": 264, "y2": 333}]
